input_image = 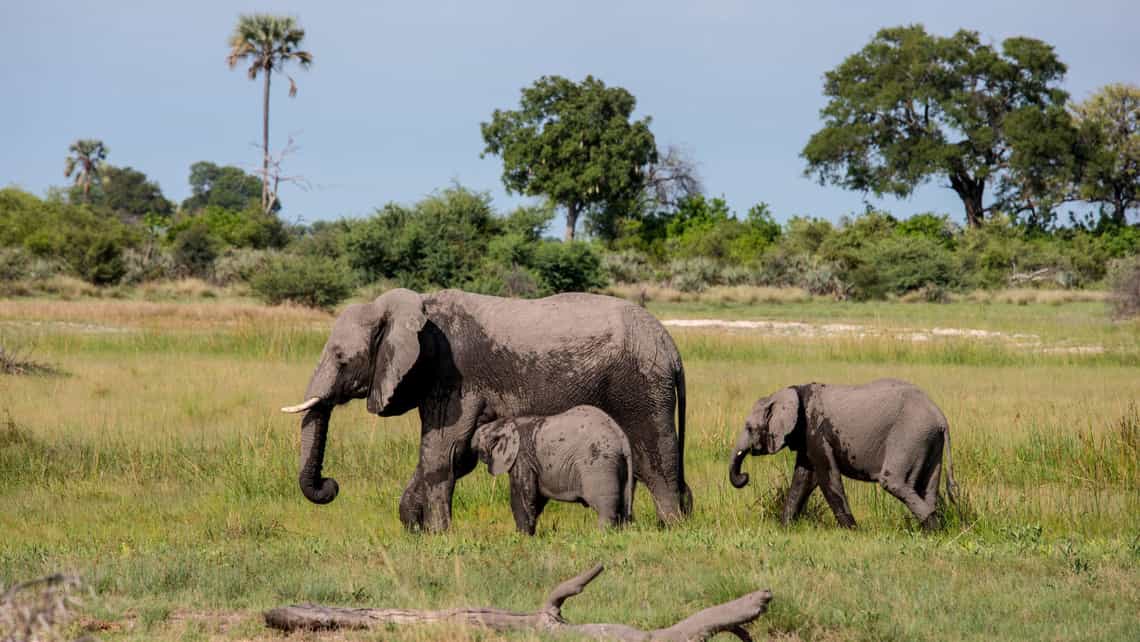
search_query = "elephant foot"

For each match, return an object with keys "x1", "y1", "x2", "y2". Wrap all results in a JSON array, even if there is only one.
[
  {"x1": 399, "y1": 485, "x2": 427, "y2": 531},
  {"x1": 920, "y1": 514, "x2": 941, "y2": 531},
  {"x1": 680, "y1": 482, "x2": 694, "y2": 516},
  {"x1": 399, "y1": 507, "x2": 451, "y2": 533},
  {"x1": 424, "y1": 513, "x2": 452, "y2": 533}
]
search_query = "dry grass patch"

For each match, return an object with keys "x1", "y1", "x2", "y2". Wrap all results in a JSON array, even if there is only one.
[
  {"x1": 0, "y1": 275, "x2": 101, "y2": 299},
  {"x1": 137, "y1": 278, "x2": 229, "y2": 301},
  {"x1": 604, "y1": 283, "x2": 814, "y2": 305},
  {"x1": 952, "y1": 288, "x2": 1110, "y2": 305},
  {"x1": 0, "y1": 298, "x2": 331, "y2": 330}
]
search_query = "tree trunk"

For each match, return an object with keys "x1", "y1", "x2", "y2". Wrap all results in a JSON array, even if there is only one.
[
  {"x1": 950, "y1": 172, "x2": 986, "y2": 228},
  {"x1": 963, "y1": 195, "x2": 984, "y2": 229},
  {"x1": 264, "y1": 564, "x2": 772, "y2": 641},
  {"x1": 1112, "y1": 195, "x2": 1128, "y2": 227},
  {"x1": 565, "y1": 202, "x2": 579, "y2": 242},
  {"x1": 261, "y1": 67, "x2": 271, "y2": 214}
]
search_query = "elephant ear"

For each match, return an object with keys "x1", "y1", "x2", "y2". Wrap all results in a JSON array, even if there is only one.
[
  {"x1": 367, "y1": 289, "x2": 427, "y2": 415},
  {"x1": 766, "y1": 387, "x2": 801, "y2": 453},
  {"x1": 480, "y1": 421, "x2": 519, "y2": 476}
]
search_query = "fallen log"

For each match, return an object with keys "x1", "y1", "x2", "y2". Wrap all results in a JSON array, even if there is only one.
[{"x1": 264, "y1": 564, "x2": 772, "y2": 641}]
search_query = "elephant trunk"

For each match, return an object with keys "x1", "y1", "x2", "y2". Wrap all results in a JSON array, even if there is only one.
[
  {"x1": 729, "y1": 429, "x2": 753, "y2": 488},
  {"x1": 299, "y1": 404, "x2": 339, "y2": 504},
  {"x1": 729, "y1": 448, "x2": 750, "y2": 488}
]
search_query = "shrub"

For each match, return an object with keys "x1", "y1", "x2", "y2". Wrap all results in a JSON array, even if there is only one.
[
  {"x1": 213, "y1": 248, "x2": 274, "y2": 285},
  {"x1": 720, "y1": 264, "x2": 756, "y2": 286},
  {"x1": 77, "y1": 235, "x2": 127, "y2": 285},
  {"x1": 467, "y1": 263, "x2": 542, "y2": 298},
  {"x1": 668, "y1": 257, "x2": 722, "y2": 293},
  {"x1": 121, "y1": 247, "x2": 173, "y2": 285},
  {"x1": 0, "y1": 247, "x2": 30, "y2": 281},
  {"x1": 251, "y1": 254, "x2": 353, "y2": 310},
  {"x1": 532, "y1": 241, "x2": 607, "y2": 294},
  {"x1": 800, "y1": 261, "x2": 849, "y2": 299},
  {"x1": 603, "y1": 249, "x2": 654, "y2": 284},
  {"x1": 896, "y1": 212, "x2": 958, "y2": 249},
  {"x1": 782, "y1": 216, "x2": 835, "y2": 255},
  {"x1": 1108, "y1": 256, "x2": 1140, "y2": 319},
  {"x1": 869, "y1": 235, "x2": 956, "y2": 297},
  {"x1": 172, "y1": 223, "x2": 221, "y2": 279},
  {"x1": 168, "y1": 205, "x2": 287, "y2": 249}
]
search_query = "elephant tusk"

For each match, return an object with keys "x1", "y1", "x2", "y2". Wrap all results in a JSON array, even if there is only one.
[{"x1": 281, "y1": 397, "x2": 321, "y2": 414}]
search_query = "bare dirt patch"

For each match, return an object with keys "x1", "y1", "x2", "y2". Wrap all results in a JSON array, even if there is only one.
[{"x1": 663, "y1": 319, "x2": 1106, "y2": 354}]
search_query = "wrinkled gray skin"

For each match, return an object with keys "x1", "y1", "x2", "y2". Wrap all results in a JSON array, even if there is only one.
[
  {"x1": 472, "y1": 405, "x2": 634, "y2": 535},
  {"x1": 288, "y1": 288, "x2": 690, "y2": 533},
  {"x1": 729, "y1": 379, "x2": 957, "y2": 530}
]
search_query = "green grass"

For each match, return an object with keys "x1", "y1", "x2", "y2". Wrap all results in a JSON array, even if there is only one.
[{"x1": 1, "y1": 297, "x2": 1138, "y2": 641}]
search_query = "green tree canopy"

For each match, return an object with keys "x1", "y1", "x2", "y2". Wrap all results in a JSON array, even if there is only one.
[
  {"x1": 481, "y1": 75, "x2": 657, "y2": 241},
  {"x1": 63, "y1": 139, "x2": 108, "y2": 204},
  {"x1": 1072, "y1": 83, "x2": 1140, "y2": 226},
  {"x1": 345, "y1": 185, "x2": 499, "y2": 287},
  {"x1": 181, "y1": 161, "x2": 269, "y2": 212},
  {"x1": 227, "y1": 13, "x2": 311, "y2": 213},
  {"x1": 802, "y1": 25, "x2": 1075, "y2": 228},
  {"x1": 96, "y1": 165, "x2": 174, "y2": 223}
]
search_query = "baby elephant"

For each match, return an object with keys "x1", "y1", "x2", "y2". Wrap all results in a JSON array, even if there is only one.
[
  {"x1": 729, "y1": 379, "x2": 958, "y2": 530},
  {"x1": 472, "y1": 405, "x2": 634, "y2": 535}
]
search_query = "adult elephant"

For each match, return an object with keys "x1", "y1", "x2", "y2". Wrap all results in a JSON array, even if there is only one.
[{"x1": 281, "y1": 288, "x2": 690, "y2": 532}]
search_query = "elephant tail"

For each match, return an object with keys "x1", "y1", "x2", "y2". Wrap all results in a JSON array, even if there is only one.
[
  {"x1": 622, "y1": 448, "x2": 634, "y2": 524},
  {"x1": 943, "y1": 424, "x2": 959, "y2": 505},
  {"x1": 674, "y1": 360, "x2": 691, "y2": 514}
]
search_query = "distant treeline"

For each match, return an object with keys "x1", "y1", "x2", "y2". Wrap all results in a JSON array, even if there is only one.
[{"x1": 2, "y1": 171, "x2": 1139, "y2": 308}]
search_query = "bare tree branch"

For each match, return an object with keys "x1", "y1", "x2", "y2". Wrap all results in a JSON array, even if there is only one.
[
  {"x1": 263, "y1": 564, "x2": 772, "y2": 641},
  {"x1": 251, "y1": 133, "x2": 310, "y2": 215},
  {"x1": 644, "y1": 145, "x2": 703, "y2": 210},
  {"x1": 0, "y1": 574, "x2": 92, "y2": 642}
]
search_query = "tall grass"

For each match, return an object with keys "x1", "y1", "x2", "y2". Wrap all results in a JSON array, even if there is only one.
[{"x1": 0, "y1": 297, "x2": 1137, "y2": 640}]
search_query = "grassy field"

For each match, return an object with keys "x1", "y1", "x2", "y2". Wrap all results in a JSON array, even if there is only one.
[{"x1": 1, "y1": 294, "x2": 1138, "y2": 641}]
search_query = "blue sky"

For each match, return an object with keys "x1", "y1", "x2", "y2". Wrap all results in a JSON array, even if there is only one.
[{"x1": 3, "y1": 1, "x2": 1137, "y2": 230}]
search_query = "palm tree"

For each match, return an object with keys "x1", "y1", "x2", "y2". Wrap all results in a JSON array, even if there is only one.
[
  {"x1": 226, "y1": 14, "x2": 312, "y2": 213},
  {"x1": 64, "y1": 139, "x2": 108, "y2": 204}
]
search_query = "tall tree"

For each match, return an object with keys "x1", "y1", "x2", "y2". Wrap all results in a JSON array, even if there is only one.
[
  {"x1": 63, "y1": 139, "x2": 108, "y2": 204},
  {"x1": 98, "y1": 166, "x2": 173, "y2": 223},
  {"x1": 588, "y1": 145, "x2": 703, "y2": 242},
  {"x1": 226, "y1": 14, "x2": 311, "y2": 214},
  {"x1": 481, "y1": 75, "x2": 657, "y2": 241},
  {"x1": 1071, "y1": 83, "x2": 1140, "y2": 226},
  {"x1": 181, "y1": 161, "x2": 269, "y2": 212},
  {"x1": 802, "y1": 25, "x2": 1074, "y2": 228}
]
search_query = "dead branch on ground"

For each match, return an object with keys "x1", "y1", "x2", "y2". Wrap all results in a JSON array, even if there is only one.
[
  {"x1": 264, "y1": 564, "x2": 772, "y2": 641},
  {"x1": 0, "y1": 574, "x2": 93, "y2": 642}
]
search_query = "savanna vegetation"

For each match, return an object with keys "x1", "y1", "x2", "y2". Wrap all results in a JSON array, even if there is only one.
[{"x1": 1, "y1": 296, "x2": 1137, "y2": 640}]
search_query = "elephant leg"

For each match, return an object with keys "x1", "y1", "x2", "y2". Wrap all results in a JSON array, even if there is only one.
[
  {"x1": 781, "y1": 456, "x2": 817, "y2": 525},
  {"x1": 918, "y1": 459, "x2": 943, "y2": 530},
  {"x1": 404, "y1": 394, "x2": 484, "y2": 533},
  {"x1": 625, "y1": 403, "x2": 686, "y2": 525},
  {"x1": 398, "y1": 467, "x2": 426, "y2": 529},
  {"x1": 814, "y1": 464, "x2": 856, "y2": 529},
  {"x1": 508, "y1": 473, "x2": 542, "y2": 536},
  {"x1": 590, "y1": 488, "x2": 625, "y2": 530},
  {"x1": 879, "y1": 472, "x2": 935, "y2": 529}
]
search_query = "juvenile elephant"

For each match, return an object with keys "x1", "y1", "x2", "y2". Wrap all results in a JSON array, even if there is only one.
[
  {"x1": 281, "y1": 288, "x2": 690, "y2": 532},
  {"x1": 728, "y1": 379, "x2": 957, "y2": 530},
  {"x1": 473, "y1": 405, "x2": 634, "y2": 534}
]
